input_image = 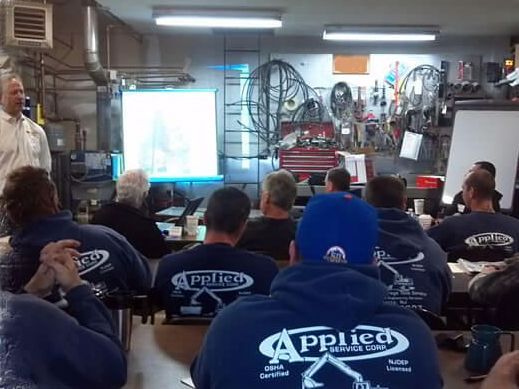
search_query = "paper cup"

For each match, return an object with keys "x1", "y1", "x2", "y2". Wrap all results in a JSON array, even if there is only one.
[
  {"x1": 185, "y1": 215, "x2": 198, "y2": 236},
  {"x1": 418, "y1": 214, "x2": 433, "y2": 230},
  {"x1": 414, "y1": 199, "x2": 425, "y2": 215}
]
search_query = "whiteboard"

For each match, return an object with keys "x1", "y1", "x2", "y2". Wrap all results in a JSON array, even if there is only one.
[{"x1": 443, "y1": 109, "x2": 519, "y2": 210}]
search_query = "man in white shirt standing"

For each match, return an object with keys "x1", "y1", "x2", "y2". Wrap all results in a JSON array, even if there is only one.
[
  {"x1": 0, "y1": 73, "x2": 51, "y2": 236},
  {"x1": 0, "y1": 73, "x2": 51, "y2": 192}
]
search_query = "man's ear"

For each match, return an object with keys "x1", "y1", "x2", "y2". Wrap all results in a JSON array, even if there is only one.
[
  {"x1": 289, "y1": 240, "x2": 300, "y2": 266},
  {"x1": 467, "y1": 187, "x2": 475, "y2": 201},
  {"x1": 325, "y1": 180, "x2": 333, "y2": 193},
  {"x1": 263, "y1": 191, "x2": 271, "y2": 204}
]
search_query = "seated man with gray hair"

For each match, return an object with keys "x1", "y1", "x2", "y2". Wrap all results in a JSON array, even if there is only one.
[
  {"x1": 237, "y1": 169, "x2": 297, "y2": 260},
  {"x1": 92, "y1": 169, "x2": 170, "y2": 258}
]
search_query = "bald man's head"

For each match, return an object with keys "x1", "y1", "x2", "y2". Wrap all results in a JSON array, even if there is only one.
[
  {"x1": 462, "y1": 169, "x2": 495, "y2": 206},
  {"x1": 1, "y1": 73, "x2": 25, "y2": 117}
]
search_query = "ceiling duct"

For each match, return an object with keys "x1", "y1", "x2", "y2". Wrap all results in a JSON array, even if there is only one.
[{"x1": 83, "y1": 2, "x2": 108, "y2": 86}]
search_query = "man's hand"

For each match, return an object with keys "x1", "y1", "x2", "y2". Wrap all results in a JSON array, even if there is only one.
[
  {"x1": 481, "y1": 263, "x2": 506, "y2": 274},
  {"x1": 24, "y1": 263, "x2": 55, "y2": 298},
  {"x1": 482, "y1": 351, "x2": 519, "y2": 389},
  {"x1": 40, "y1": 240, "x2": 83, "y2": 293}
]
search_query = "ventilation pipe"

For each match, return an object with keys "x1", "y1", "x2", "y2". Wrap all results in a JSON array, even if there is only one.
[
  {"x1": 83, "y1": 2, "x2": 108, "y2": 86},
  {"x1": 83, "y1": 1, "x2": 114, "y2": 150}
]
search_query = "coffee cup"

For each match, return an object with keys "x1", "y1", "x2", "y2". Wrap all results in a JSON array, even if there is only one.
[
  {"x1": 185, "y1": 215, "x2": 198, "y2": 236},
  {"x1": 465, "y1": 324, "x2": 515, "y2": 374},
  {"x1": 413, "y1": 199, "x2": 425, "y2": 215},
  {"x1": 418, "y1": 214, "x2": 433, "y2": 230}
]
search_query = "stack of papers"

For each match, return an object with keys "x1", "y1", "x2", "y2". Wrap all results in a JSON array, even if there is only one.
[{"x1": 457, "y1": 258, "x2": 506, "y2": 274}]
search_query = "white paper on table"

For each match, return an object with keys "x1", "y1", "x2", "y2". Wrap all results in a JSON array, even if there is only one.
[
  {"x1": 457, "y1": 258, "x2": 506, "y2": 274},
  {"x1": 181, "y1": 377, "x2": 196, "y2": 388}
]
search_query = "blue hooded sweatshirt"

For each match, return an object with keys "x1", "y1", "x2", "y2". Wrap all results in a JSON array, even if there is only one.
[
  {"x1": 191, "y1": 262, "x2": 442, "y2": 389},
  {"x1": 0, "y1": 285, "x2": 127, "y2": 388},
  {"x1": 374, "y1": 208, "x2": 452, "y2": 314},
  {"x1": 3, "y1": 211, "x2": 151, "y2": 297},
  {"x1": 154, "y1": 243, "x2": 278, "y2": 318}
]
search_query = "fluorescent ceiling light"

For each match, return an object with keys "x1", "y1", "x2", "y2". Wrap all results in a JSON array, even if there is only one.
[
  {"x1": 323, "y1": 26, "x2": 438, "y2": 42},
  {"x1": 324, "y1": 32, "x2": 436, "y2": 41},
  {"x1": 153, "y1": 8, "x2": 282, "y2": 29},
  {"x1": 156, "y1": 16, "x2": 281, "y2": 29}
]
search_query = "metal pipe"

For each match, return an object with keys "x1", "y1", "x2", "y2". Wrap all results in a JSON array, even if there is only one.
[
  {"x1": 53, "y1": 74, "x2": 59, "y2": 116},
  {"x1": 83, "y1": 3, "x2": 108, "y2": 85},
  {"x1": 47, "y1": 117, "x2": 83, "y2": 150},
  {"x1": 132, "y1": 74, "x2": 190, "y2": 80},
  {"x1": 20, "y1": 59, "x2": 93, "y2": 84},
  {"x1": 114, "y1": 65, "x2": 184, "y2": 70},
  {"x1": 120, "y1": 70, "x2": 186, "y2": 74},
  {"x1": 106, "y1": 24, "x2": 113, "y2": 69},
  {"x1": 98, "y1": 4, "x2": 143, "y2": 44},
  {"x1": 26, "y1": 87, "x2": 97, "y2": 92},
  {"x1": 44, "y1": 53, "x2": 84, "y2": 70},
  {"x1": 33, "y1": 52, "x2": 41, "y2": 108},
  {"x1": 20, "y1": 58, "x2": 76, "y2": 78},
  {"x1": 40, "y1": 53, "x2": 46, "y2": 117}
]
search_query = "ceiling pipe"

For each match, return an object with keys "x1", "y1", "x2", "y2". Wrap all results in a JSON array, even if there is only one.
[{"x1": 83, "y1": 1, "x2": 108, "y2": 86}]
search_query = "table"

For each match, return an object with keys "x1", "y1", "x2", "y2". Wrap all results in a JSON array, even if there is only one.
[
  {"x1": 438, "y1": 343, "x2": 482, "y2": 389},
  {"x1": 155, "y1": 223, "x2": 207, "y2": 251},
  {"x1": 156, "y1": 207, "x2": 263, "y2": 220},
  {"x1": 445, "y1": 263, "x2": 483, "y2": 327},
  {"x1": 125, "y1": 322, "x2": 208, "y2": 388},
  {"x1": 124, "y1": 323, "x2": 494, "y2": 389},
  {"x1": 449, "y1": 262, "x2": 473, "y2": 294},
  {"x1": 155, "y1": 207, "x2": 206, "y2": 219}
]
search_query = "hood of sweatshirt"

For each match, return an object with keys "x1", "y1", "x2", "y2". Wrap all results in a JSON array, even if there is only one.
[
  {"x1": 270, "y1": 262, "x2": 386, "y2": 330},
  {"x1": 376, "y1": 208, "x2": 429, "y2": 259},
  {"x1": 10, "y1": 211, "x2": 80, "y2": 255}
]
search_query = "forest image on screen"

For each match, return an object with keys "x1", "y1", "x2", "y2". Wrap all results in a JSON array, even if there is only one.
[{"x1": 122, "y1": 90, "x2": 219, "y2": 182}]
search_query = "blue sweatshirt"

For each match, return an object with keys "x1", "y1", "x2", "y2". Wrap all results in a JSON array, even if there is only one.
[
  {"x1": 0, "y1": 285, "x2": 127, "y2": 388},
  {"x1": 154, "y1": 243, "x2": 278, "y2": 318},
  {"x1": 6, "y1": 211, "x2": 151, "y2": 297},
  {"x1": 191, "y1": 262, "x2": 442, "y2": 389},
  {"x1": 428, "y1": 211, "x2": 519, "y2": 258},
  {"x1": 375, "y1": 208, "x2": 452, "y2": 314}
]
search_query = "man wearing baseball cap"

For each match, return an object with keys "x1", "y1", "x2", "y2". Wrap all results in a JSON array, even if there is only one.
[{"x1": 191, "y1": 193, "x2": 442, "y2": 389}]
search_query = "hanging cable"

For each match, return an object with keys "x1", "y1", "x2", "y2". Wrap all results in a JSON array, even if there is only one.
[{"x1": 240, "y1": 59, "x2": 316, "y2": 150}]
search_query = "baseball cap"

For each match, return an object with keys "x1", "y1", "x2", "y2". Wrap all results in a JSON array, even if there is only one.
[{"x1": 296, "y1": 192, "x2": 378, "y2": 264}]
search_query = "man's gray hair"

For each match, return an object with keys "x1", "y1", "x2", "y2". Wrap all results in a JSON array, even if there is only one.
[
  {"x1": 262, "y1": 169, "x2": 297, "y2": 211},
  {"x1": 116, "y1": 169, "x2": 150, "y2": 208}
]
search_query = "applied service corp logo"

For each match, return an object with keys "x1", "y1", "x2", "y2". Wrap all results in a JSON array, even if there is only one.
[
  {"x1": 259, "y1": 325, "x2": 409, "y2": 363},
  {"x1": 172, "y1": 270, "x2": 254, "y2": 292},
  {"x1": 465, "y1": 232, "x2": 514, "y2": 247},
  {"x1": 75, "y1": 250, "x2": 110, "y2": 275}
]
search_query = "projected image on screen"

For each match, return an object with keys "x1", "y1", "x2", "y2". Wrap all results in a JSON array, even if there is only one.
[{"x1": 122, "y1": 89, "x2": 221, "y2": 182}]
